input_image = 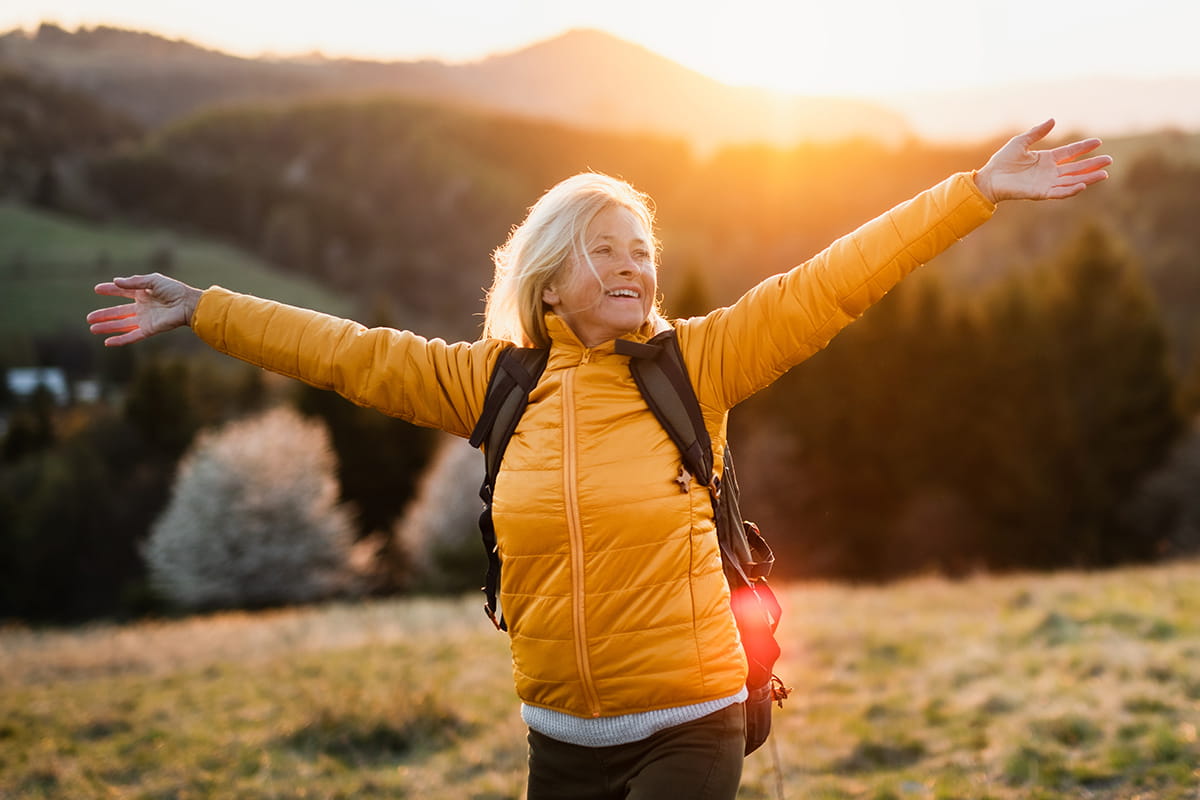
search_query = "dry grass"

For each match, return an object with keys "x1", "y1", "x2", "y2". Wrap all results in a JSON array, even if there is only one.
[
  {"x1": 743, "y1": 560, "x2": 1200, "y2": 799},
  {"x1": 0, "y1": 596, "x2": 481, "y2": 686},
  {"x1": 3, "y1": 562, "x2": 1199, "y2": 799}
]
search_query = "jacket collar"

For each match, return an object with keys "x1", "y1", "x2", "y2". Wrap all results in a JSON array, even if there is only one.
[{"x1": 544, "y1": 313, "x2": 670, "y2": 368}]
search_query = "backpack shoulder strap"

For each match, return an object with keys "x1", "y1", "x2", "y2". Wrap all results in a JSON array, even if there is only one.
[
  {"x1": 614, "y1": 331, "x2": 713, "y2": 486},
  {"x1": 615, "y1": 331, "x2": 774, "y2": 587},
  {"x1": 468, "y1": 345, "x2": 549, "y2": 630},
  {"x1": 469, "y1": 346, "x2": 549, "y2": 488}
]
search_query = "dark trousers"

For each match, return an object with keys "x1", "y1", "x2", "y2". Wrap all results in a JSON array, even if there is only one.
[{"x1": 526, "y1": 703, "x2": 745, "y2": 800}]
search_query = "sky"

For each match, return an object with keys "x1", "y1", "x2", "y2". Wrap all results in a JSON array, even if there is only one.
[{"x1": 2, "y1": 0, "x2": 1199, "y2": 98}]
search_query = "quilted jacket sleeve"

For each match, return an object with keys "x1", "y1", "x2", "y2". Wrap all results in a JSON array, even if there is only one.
[
  {"x1": 191, "y1": 288, "x2": 504, "y2": 438},
  {"x1": 677, "y1": 171, "x2": 995, "y2": 411}
]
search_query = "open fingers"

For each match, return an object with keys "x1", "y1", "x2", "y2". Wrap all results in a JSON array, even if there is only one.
[
  {"x1": 1046, "y1": 182, "x2": 1090, "y2": 200},
  {"x1": 86, "y1": 304, "x2": 137, "y2": 324},
  {"x1": 101, "y1": 328, "x2": 150, "y2": 347},
  {"x1": 1018, "y1": 118, "x2": 1056, "y2": 147},
  {"x1": 94, "y1": 274, "x2": 161, "y2": 297},
  {"x1": 86, "y1": 313, "x2": 149, "y2": 346},
  {"x1": 1051, "y1": 138, "x2": 1103, "y2": 164},
  {"x1": 1063, "y1": 169, "x2": 1109, "y2": 188},
  {"x1": 112, "y1": 274, "x2": 159, "y2": 290},
  {"x1": 1059, "y1": 154, "x2": 1113, "y2": 177},
  {"x1": 90, "y1": 320, "x2": 141, "y2": 337},
  {"x1": 93, "y1": 282, "x2": 139, "y2": 300},
  {"x1": 1047, "y1": 169, "x2": 1109, "y2": 199}
]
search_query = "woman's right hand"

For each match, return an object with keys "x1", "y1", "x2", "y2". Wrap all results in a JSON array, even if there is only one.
[{"x1": 87, "y1": 273, "x2": 203, "y2": 346}]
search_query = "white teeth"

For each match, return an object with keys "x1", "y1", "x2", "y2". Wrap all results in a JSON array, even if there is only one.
[{"x1": 608, "y1": 289, "x2": 639, "y2": 298}]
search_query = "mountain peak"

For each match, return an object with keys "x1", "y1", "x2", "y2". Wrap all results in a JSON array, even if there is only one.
[
  {"x1": 0, "y1": 21, "x2": 909, "y2": 148},
  {"x1": 480, "y1": 26, "x2": 700, "y2": 83},
  {"x1": 466, "y1": 27, "x2": 908, "y2": 150},
  {"x1": 516, "y1": 27, "x2": 654, "y2": 55}
]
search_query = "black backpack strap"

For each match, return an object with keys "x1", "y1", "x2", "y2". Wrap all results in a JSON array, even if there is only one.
[
  {"x1": 468, "y1": 346, "x2": 549, "y2": 630},
  {"x1": 614, "y1": 332, "x2": 713, "y2": 486},
  {"x1": 616, "y1": 332, "x2": 774, "y2": 589},
  {"x1": 714, "y1": 447, "x2": 775, "y2": 584},
  {"x1": 469, "y1": 347, "x2": 547, "y2": 479}
]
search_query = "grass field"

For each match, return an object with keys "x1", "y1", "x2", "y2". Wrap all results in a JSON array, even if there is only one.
[
  {"x1": 0, "y1": 202, "x2": 354, "y2": 349},
  {"x1": 2, "y1": 562, "x2": 1198, "y2": 799}
]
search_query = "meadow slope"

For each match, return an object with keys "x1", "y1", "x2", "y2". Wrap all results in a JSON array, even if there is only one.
[
  {"x1": 2, "y1": 562, "x2": 1198, "y2": 799},
  {"x1": 0, "y1": 202, "x2": 354, "y2": 345}
]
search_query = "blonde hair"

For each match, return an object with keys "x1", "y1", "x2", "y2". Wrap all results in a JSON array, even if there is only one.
[{"x1": 483, "y1": 172, "x2": 662, "y2": 347}]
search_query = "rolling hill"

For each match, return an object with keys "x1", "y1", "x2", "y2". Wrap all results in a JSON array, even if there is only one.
[
  {"x1": 0, "y1": 202, "x2": 354, "y2": 355},
  {"x1": 0, "y1": 23, "x2": 911, "y2": 151}
]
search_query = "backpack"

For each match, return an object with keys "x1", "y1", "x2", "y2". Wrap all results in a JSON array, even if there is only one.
[{"x1": 468, "y1": 329, "x2": 790, "y2": 755}]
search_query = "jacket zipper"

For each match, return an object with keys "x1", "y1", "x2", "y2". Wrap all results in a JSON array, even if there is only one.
[{"x1": 562, "y1": 365, "x2": 601, "y2": 716}]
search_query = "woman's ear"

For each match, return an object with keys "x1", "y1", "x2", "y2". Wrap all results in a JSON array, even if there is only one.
[{"x1": 542, "y1": 285, "x2": 560, "y2": 307}]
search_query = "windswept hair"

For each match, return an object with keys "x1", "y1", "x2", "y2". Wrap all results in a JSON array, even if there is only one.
[{"x1": 483, "y1": 172, "x2": 662, "y2": 347}]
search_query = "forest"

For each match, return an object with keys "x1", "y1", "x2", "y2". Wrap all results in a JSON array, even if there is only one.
[{"x1": 3, "y1": 64, "x2": 1200, "y2": 623}]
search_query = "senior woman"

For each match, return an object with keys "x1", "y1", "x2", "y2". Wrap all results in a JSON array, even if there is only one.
[{"x1": 89, "y1": 118, "x2": 1109, "y2": 799}]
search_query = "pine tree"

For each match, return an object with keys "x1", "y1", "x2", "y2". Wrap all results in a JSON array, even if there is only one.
[
  {"x1": 122, "y1": 357, "x2": 197, "y2": 458},
  {"x1": 1041, "y1": 226, "x2": 1181, "y2": 562},
  {"x1": 1122, "y1": 417, "x2": 1200, "y2": 557},
  {"x1": 968, "y1": 227, "x2": 1181, "y2": 566}
]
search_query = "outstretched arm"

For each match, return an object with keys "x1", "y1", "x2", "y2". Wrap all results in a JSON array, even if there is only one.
[
  {"x1": 680, "y1": 119, "x2": 1113, "y2": 410},
  {"x1": 973, "y1": 118, "x2": 1111, "y2": 203},
  {"x1": 88, "y1": 273, "x2": 202, "y2": 346},
  {"x1": 91, "y1": 280, "x2": 507, "y2": 437}
]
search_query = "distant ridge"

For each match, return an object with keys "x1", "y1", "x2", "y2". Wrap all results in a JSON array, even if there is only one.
[
  {"x1": 883, "y1": 75, "x2": 1200, "y2": 143},
  {"x1": 0, "y1": 23, "x2": 910, "y2": 150},
  {"x1": 456, "y1": 29, "x2": 912, "y2": 150},
  {"x1": 4, "y1": 23, "x2": 1194, "y2": 149}
]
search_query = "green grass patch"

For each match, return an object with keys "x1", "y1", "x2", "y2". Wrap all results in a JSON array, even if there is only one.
[
  {"x1": 0, "y1": 202, "x2": 355, "y2": 352},
  {"x1": 281, "y1": 696, "x2": 471, "y2": 765},
  {"x1": 1002, "y1": 744, "x2": 1068, "y2": 787},
  {"x1": 833, "y1": 738, "x2": 927, "y2": 773},
  {"x1": 1032, "y1": 714, "x2": 1103, "y2": 748}
]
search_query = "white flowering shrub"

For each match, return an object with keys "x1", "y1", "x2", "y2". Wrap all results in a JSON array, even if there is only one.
[
  {"x1": 393, "y1": 434, "x2": 484, "y2": 592},
  {"x1": 144, "y1": 406, "x2": 358, "y2": 610}
]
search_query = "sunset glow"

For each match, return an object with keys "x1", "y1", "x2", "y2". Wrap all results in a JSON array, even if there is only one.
[{"x1": 3, "y1": 0, "x2": 1199, "y2": 99}]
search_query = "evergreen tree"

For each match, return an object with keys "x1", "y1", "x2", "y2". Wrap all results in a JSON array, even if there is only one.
[
  {"x1": 1122, "y1": 416, "x2": 1200, "y2": 557},
  {"x1": 122, "y1": 357, "x2": 198, "y2": 458},
  {"x1": 1040, "y1": 226, "x2": 1181, "y2": 562},
  {"x1": 960, "y1": 274, "x2": 1066, "y2": 568},
  {"x1": 966, "y1": 227, "x2": 1180, "y2": 567},
  {"x1": 743, "y1": 227, "x2": 1181, "y2": 579},
  {"x1": 1, "y1": 384, "x2": 57, "y2": 463},
  {"x1": 295, "y1": 384, "x2": 436, "y2": 539},
  {"x1": 0, "y1": 412, "x2": 165, "y2": 622}
]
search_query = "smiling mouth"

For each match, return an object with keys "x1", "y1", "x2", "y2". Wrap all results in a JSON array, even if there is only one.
[{"x1": 606, "y1": 289, "x2": 640, "y2": 298}]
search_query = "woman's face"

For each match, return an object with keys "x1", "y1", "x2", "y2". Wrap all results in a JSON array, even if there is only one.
[{"x1": 543, "y1": 205, "x2": 657, "y2": 347}]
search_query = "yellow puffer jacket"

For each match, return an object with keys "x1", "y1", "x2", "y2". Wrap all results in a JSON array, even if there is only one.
[{"x1": 191, "y1": 172, "x2": 994, "y2": 717}]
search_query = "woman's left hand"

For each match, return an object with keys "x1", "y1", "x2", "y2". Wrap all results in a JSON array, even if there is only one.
[{"x1": 974, "y1": 118, "x2": 1111, "y2": 204}]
